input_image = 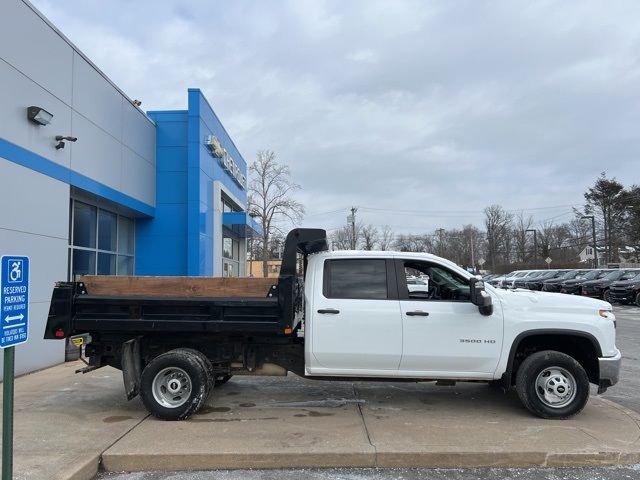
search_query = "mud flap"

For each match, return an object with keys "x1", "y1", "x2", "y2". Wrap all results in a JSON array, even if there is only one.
[{"x1": 122, "y1": 338, "x2": 142, "y2": 400}]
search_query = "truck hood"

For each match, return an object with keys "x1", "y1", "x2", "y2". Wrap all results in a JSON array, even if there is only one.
[{"x1": 492, "y1": 287, "x2": 611, "y2": 312}]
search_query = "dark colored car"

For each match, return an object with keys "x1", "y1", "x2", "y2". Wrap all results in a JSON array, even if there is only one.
[
  {"x1": 581, "y1": 269, "x2": 639, "y2": 301},
  {"x1": 560, "y1": 269, "x2": 608, "y2": 295},
  {"x1": 512, "y1": 270, "x2": 549, "y2": 289},
  {"x1": 608, "y1": 272, "x2": 640, "y2": 306},
  {"x1": 524, "y1": 270, "x2": 569, "y2": 291},
  {"x1": 541, "y1": 270, "x2": 589, "y2": 292}
]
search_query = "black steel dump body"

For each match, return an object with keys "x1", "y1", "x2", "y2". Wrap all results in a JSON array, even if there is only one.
[{"x1": 45, "y1": 228, "x2": 328, "y2": 340}]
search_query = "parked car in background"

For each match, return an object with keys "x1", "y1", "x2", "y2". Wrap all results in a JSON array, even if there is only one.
[
  {"x1": 487, "y1": 274, "x2": 506, "y2": 287},
  {"x1": 542, "y1": 270, "x2": 589, "y2": 292},
  {"x1": 581, "y1": 269, "x2": 638, "y2": 302},
  {"x1": 499, "y1": 270, "x2": 534, "y2": 289},
  {"x1": 525, "y1": 270, "x2": 569, "y2": 291},
  {"x1": 608, "y1": 271, "x2": 640, "y2": 306},
  {"x1": 560, "y1": 269, "x2": 608, "y2": 295},
  {"x1": 407, "y1": 277, "x2": 430, "y2": 296},
  {"x1": 512, "y1": 270, "x2": 554, "y2": 289}
]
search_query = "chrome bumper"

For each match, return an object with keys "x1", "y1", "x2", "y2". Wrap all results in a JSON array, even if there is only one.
[{"x1": 598, "y1": 350, "x2": 622, "y2": 393}]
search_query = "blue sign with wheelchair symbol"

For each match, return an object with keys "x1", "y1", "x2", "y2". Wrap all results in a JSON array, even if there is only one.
[{"x1": 1, "y1": 256, "x2": 30, "y2": 348}]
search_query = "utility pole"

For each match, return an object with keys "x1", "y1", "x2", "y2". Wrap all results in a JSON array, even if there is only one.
[
  {"x1": 469, "y1": 231, "x2": 475, "y2": 270},
  {"x1": 526, "y1": 229, "x2": 537, "y2": 268},
  {"x1": 349, "y1": 207, "x2": 357, "y2": 250},
  {"x1": 582, "y1": 215, "x2": 598, "y2": 268},
  {"x1": 436, "y1": 228, "x2": 445, "y2": 257}
]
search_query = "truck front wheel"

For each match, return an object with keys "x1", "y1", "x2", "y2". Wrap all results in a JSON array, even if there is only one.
[
  {"x1": 140, "y1": 350, "x2": 210, "y2": 420},
  {"x1": 515, "y1": 350, "x2": 589, "y2": 419}
]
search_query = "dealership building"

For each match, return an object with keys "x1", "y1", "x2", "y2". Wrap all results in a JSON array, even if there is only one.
[{"x1": 0, "y1": 0, "x2": 259, "y2": 379}]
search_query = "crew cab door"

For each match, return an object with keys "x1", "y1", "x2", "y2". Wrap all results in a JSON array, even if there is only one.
[
  {"x1": 309, "y1": 257, "x2": 402, "y2": 372},
  {"x1": 396, "y1": 258, "x2": 502, "y2": 376}
]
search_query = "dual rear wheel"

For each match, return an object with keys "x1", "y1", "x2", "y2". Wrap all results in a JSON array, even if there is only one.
[{"x1": 140, "y1": 349, "x2": 232, "y2": 420}]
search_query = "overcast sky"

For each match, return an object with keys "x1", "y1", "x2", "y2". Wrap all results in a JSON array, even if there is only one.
[{"x1": 32, "y1": 0, "x2": 640, "y2": 234}]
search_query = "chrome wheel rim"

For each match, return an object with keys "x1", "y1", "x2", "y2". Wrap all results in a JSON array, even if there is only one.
[
  {"x1": 152, "y1": 367, "x2": 192, "y2": 408},
  {"x1": 535, "y1": 366, "x2": 577, "y2": 408}
]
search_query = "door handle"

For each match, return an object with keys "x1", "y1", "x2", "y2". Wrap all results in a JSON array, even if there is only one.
[
  {"x1": 406, "y1": 310, "x2": 429, "y2": 317},
  {"x1": 317, "y1": 308, "x2": 340, "y2": 314}
]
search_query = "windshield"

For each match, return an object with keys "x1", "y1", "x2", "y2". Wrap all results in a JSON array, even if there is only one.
[
  {"x1": 528, "y1": 271, "x2": 546, "y2": 278},
  {"x1": 602, "y1": 270, "x2": 626, "y2": 281},
  {"x1": 620, "y1": 271, "x2": 640, "y2": 281},
  {"x1": 581, "y1": 270, "x2": 603, "y2": 280},
  {"x1": 560, "y1": 271, "x2": 583, "y2": 280}
]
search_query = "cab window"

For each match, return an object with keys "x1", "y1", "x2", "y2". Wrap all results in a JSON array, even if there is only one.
[
  {"x1": 400, "y1": 260, "x2": 470, "y2": 301},
  {"x1": 323, "y1": 259, "x2": 389, "y2": 300}
]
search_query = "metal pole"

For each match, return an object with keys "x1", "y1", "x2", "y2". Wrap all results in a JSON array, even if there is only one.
[
  {"x1": 436, "y1": 228, "x2": 445, "y2": 257},
  {"x1": 350, "y1": 207, "x2": 357, "y2": 250},
  {"x1": 470, "y1": 232, "x2": 475, "y2": 270},
  {"x1": 533, "y1": 230, "x2": 538, "y2": 268},
  {"x1": 591, "y1": 216, "x2": 598, "y2": 268},
  {"x1": 2, "y1": 346, "x2": 15, "y2": 480}
]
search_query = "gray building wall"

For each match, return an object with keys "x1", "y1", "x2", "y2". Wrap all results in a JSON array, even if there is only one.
[{"x1": 0, "y1": 0, "x2": 156, "y2": 379}]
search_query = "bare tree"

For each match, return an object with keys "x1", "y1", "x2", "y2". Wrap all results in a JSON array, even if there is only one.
[
  {"x1": 378, "y1": 225, "x2": 394, "y2": 251},
  {"x1": 361, "y1": 224, "x2": 379, "y2": 250},
  {"x1": 514, "y1": 212, "x2": 534, "y2": 263},
  {"x1": 484, "y1": 205, "x2": 513, "y2": 271},
  {"x1": 330, "y1": 221, "x2": 363, "y2": 250},
  {"x1": 248, "y1": 150, "x2": 304, "y2": 277}
]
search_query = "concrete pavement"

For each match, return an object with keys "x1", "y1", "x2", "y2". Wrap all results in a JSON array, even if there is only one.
[
  {"x1": 0, "y1": 361, "x2": 148, "y2": 480},
  {"x1": 101, "y1": 375, "x2": 640, "y2": 472}
]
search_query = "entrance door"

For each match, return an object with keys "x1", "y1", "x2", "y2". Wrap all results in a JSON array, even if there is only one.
[
  {"x1": 310, "y1": 258, "x2": 402, "y2": 372},
  {"x1": 397, "y1": 259, "x2": 502, "y2": 376}
]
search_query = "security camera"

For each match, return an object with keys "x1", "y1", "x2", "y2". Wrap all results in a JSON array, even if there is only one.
[{"x1": 55, "y1": 135, "x2": 77, "y2": 142}]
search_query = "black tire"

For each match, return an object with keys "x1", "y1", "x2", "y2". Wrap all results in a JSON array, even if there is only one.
[
  {"x1": 215, "y1": 374, "x2": 233, "y2": 387},
  {"x1": 140, "y1": 349, "x2": 210, "y2": 420},
  {"x1": 515, "y1": 350, "x2": 589, "y2": 419},
  {"x1": 602, "y1": 289, "x2": 611, "y2": 303},
  {"x1": 173, "y1": 348, "x2": 215, "y2": 390},
  {"x1": 635, "y1": 292, "x2": 640, "y2": 307}
]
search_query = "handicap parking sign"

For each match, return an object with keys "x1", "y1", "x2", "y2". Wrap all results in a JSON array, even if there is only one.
[{"x1": 1, "y1": 256, "x2": 30, "y2": 348}]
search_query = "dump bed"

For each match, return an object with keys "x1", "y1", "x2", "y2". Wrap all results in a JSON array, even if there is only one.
[
  {"x1": 44, "y1": 276, "x2": 292, "y2": 338},
  {"x1": 44, "y1": 228, "x2": 328, "y2": 340}
]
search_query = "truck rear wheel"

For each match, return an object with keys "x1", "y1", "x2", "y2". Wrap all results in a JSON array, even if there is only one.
[
  {"x1": 515, "y1": 350, "x2": 589, "y2": 419},
  {"x1": 140, "y1": 349, "x2": 210, "y2": 420}
]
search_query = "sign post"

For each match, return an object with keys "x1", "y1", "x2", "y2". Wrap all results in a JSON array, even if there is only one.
[
  {"x1": 1, "y1": 256, "x2": 30, "y2": 480},
  {"x1": 545, "y1": 257, "x2": 552, "y2": 269}
]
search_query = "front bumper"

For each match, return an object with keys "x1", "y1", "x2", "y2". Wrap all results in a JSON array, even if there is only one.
[
  {"x1": 598, "y1": 349, "x2": 622, "y2": 394},
  {"x1": 609, "y1": 288, "x2": 634, "y2": 303}
]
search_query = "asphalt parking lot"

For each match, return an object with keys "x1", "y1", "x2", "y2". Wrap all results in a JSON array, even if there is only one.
[{"x1": 95, "y1": 304, "x2": 640, "y2": 480}]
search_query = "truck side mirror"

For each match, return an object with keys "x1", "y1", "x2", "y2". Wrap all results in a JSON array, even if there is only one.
[{"x1": 469, "y1": 277, "x2": 493, "y2": 316}]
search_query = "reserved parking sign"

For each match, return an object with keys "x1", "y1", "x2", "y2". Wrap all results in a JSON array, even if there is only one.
[{"x1": 1, "y1": 256, "x2": 30, "y2": 348}]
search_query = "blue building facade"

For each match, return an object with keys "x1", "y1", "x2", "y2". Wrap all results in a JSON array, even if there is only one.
[
  {"x1": 0, "y1": 1, "x2": 260, "y2": 378},
  {"x1": 137, "y1": 89, "x2": 259, "y2": 277}
]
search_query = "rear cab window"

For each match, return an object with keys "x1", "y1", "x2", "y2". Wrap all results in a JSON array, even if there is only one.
[{"x1": 323, "y1": 258, "x2": 396, "y2": 299}]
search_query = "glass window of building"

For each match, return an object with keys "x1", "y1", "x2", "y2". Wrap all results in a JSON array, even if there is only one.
[{"x1": 69, "y1": 199, "x2": 135, "y2": 279}]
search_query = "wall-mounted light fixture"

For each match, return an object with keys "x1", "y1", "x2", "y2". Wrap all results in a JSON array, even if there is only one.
[
  {"x1": 55, "y1": 135, "x2": 78, "y2": 150},
  {"x1": 27, "y1": 106, "x2": 53, "y2": 126},
  {"x1": 132, "y1": 99, "x2": 142, "y2": 107}
]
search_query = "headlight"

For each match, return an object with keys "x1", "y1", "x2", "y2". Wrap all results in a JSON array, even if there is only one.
[{"x1": 599, "y1": 309, "x2": 616, "y2": 328}]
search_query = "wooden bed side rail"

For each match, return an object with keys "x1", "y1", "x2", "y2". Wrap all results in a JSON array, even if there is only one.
[{"x1": 78, "y1": 276, "x2": 277, "y2": 298}]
